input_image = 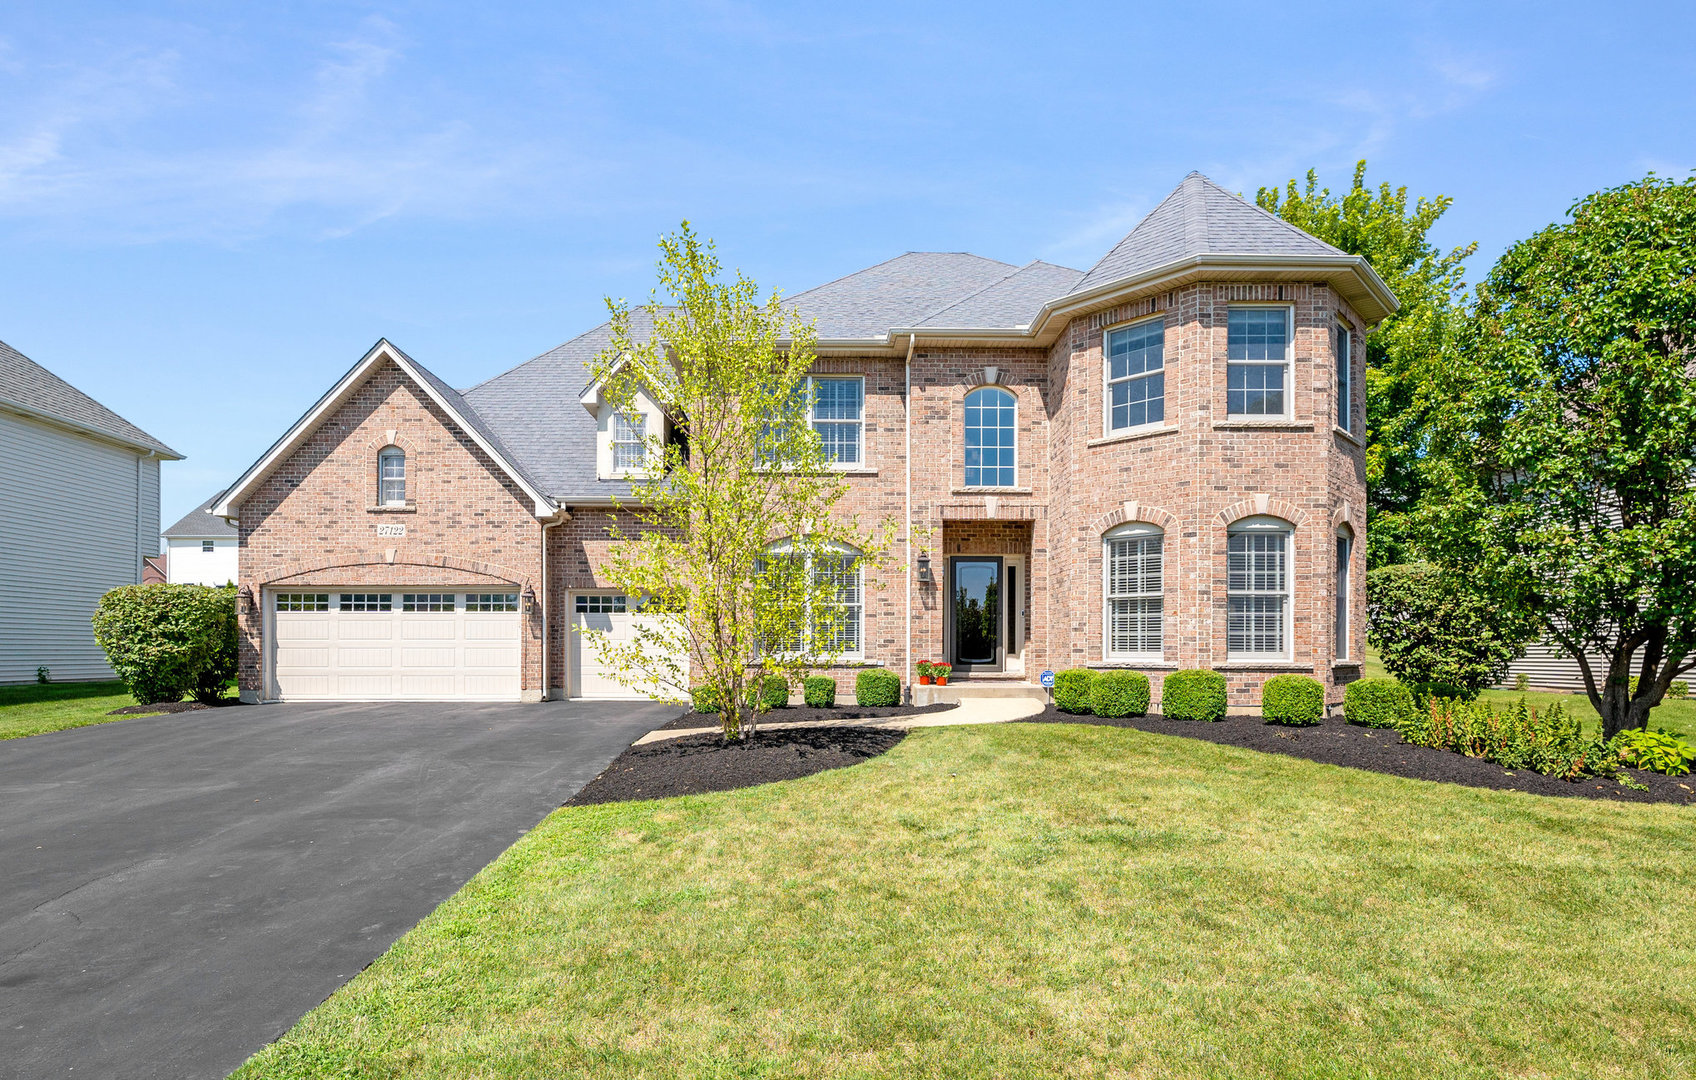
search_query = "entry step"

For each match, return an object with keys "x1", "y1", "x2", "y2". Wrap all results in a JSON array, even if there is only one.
[{"x1": 913, "y1": 681, "x2": 1048, "y2": 706}]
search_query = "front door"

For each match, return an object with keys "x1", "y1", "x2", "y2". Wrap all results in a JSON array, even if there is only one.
[{"x1": 950, "y1": 557, "x2": 1003, "y2": 673}]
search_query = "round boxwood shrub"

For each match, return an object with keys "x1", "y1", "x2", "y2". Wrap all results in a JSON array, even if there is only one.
[
  {"x1": 1343, "y1": 678, "x2": 1415, "y2": 729},
  {"x1": 689, "y1": 685, "x2": 724, "y2": 714},
  {"x1": 1090, "y1": 670, "x2": 1150, "y2": 718},
  {"x1": 759, "y1": 675, "x2": 790, "y2": 710},
  {"x1": 1052, "y1": 668, "x2": 1095, "y2": 713},
  {"x1": 855, "y1": 669, "x2": 901, "y2": 707},
  {"x1": 1262, "y1": 673, "x2": 1324, "y2": 726},
  {"x1": 91, "y1": 583, "x2": 236, "y2": 705},
  {"x1": 803, "y1": 676, "x2": 836, "y2": 707},
  {"x1": 1161, "y1": 669, "x2": 1227, "y2": 722}
]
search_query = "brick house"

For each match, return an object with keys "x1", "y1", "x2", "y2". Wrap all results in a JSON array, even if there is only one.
[{"x1": 215, "y1": 173, "x2": 1396, "y2": 709}]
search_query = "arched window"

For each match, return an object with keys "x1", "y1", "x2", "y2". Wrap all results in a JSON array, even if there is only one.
[
  {"x1": 1105, "y1": 523, "x2": 1163, "y2": 659},
  {"x1": 1227, "y1": 516, "x2": 1293, "y2": 659},
  {"x1": 964, "y1": 386, "x2": 1016, "y2": 487},
  {"x1": 378, "y1": 446, "x2": 407, "y2": 506}
]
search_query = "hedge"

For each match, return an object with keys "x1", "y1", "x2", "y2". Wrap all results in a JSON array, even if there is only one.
[
  {"x1": 855, "y1": 669, "x2": 901, "y2": 707},
  {"x1": 1090, "y1": 670, "x2": 1150, "y2": 718},
  {"x1": 1053, "y1": 668, "x2": 1095, "y2": 713},
  {"x1": 1162, "y1": 669, "x2": 1226, "y2": 722},
  {"x1": 690, "y1": 685, "x2": 724, "y2": 714},
  {"x1": 1344, "y1": 677, "x2": 1415, "y2": 729},
  {"x1": 91, "y1": 583, "x2": 237, "y2": 705},
  {"x1": 1262, "y1": 673, "x2": 1324, "y2": 726},
  {"x1": 759, "y1": 675, "x2": 790, "y2": 710},
  {"x1": 803, "y1": 676, "x2": 836, "y2": 707}
]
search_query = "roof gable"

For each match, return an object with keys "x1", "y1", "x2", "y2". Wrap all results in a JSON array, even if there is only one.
[{"x1": 0, "y1": 338, "x2": 180, "y2": 457}]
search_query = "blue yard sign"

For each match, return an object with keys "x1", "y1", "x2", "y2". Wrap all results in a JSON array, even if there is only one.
[{"x1": 1040, "y1": 669, "x2": 1055, "y2": 689}]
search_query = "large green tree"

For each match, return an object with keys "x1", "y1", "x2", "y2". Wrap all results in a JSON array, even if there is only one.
[
  {"x1": 1418, "y1": 174, "x2": 1696, "y2": 737},
  {"x1": 1258, "y1": 162, "x2": 1475, "y2": 566}
]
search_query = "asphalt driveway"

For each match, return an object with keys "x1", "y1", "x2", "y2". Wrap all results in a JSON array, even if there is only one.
[{"x1": 0, "y1": 698, "x2": 673, "y2": 1080}]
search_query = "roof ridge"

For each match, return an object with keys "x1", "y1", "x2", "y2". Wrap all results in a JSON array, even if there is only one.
[
  {"x1": 909, "y1": 260, "x2": 1035, "y2": 324},
  {"x1": 1192, "y1": 172, "x2": 1347, "y2": 256},
  {"x1": 784, "y1": 250, "x2": 1016, "y2": 304}
]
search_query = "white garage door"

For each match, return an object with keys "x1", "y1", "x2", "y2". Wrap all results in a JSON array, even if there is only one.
[
  {"x1": 569, "y1": 593, "x2": 689, "y2": 700},
  {"x1": 269, "y1": 590, "x2": 522, "y2": 701}
]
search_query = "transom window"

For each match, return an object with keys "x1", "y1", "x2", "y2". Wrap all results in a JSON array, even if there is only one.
[
  {"x1": 1105, "y1": 525, "x2": 1163, "y2": 659},
  {"x1": 1227, "y1": 307, "x2": 1291, "y2": 417},
  {"x1": 1336, "y1": 322, "x2": 1353, "y2": 433},
  {"x1": 575, "y1": 594, "x2": 627, "y2": 614},
  {"x1": 340, "y1": 593, "x2": 392, "y2": 612},
  {"x1": 275, "y1": 593, "x2": 329, "y2": 612},
  {"x1": 1227, "y1": 520, "x2": 1291, "y2": 657},
  {"x1": 1106, "y1": 318, "x2": 1165, "y2": 432},
  {"x1": 963, "y1": 386, "x2": 1016, "y2": 487},
  {"x1": 468, "y1": 593, "x2": 519, "y2": 612},
  {"x1": 378, "y1": 446, "x2": 407, "y2": 506},
  {"x1": 612, "y1": 411, "x2": 646, "y2": 472},
  {"x1": 402, "y1": 593, "x2": 454, "y2": 613}
]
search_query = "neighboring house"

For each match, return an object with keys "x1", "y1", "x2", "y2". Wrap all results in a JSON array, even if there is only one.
[
  {"x1": 142, "y1": 555, "x2": 168, "y2": 584},
  {"x1": 163, "y1": 495, "x2": 239, "y2": 586},
  {"x1": 0, "y1": 339, "x2": 181, "y2": 683},
  {"x1": 215, "y1": 173, "x2": 1396, "y2": 707}
]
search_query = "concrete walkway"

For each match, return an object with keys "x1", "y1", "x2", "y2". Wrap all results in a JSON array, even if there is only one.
[{"x1": 634, "y1": 695, "x2": 1046, "y2": 745}]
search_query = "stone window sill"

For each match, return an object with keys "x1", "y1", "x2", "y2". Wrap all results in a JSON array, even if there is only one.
[
  {"x1": 833, "y1": 467, "x2": 879, "y2": 476},
  {"x1": 952, "y1": 486, "x2": 1033, "y2": 495},
  {"x1": 368, "y1": 504, "x2": 417, "y2": 514},
  {"x1": 1332, "y1": 660, "x2": 1363, "y2": 669},
  {"x1": 1332, "y1": 425, "x2": 1363, "y2": 447},
  {"x1": 1212, "y1": 421, "x2": 1315, "y2": 432},
  {"x1": 1090, "y1": 661, "x2": 1178, "y2": 670},
  {"x1": 1217, "y1": 661, "x2": 1311, "y2": 671},
  {"x1": 1086, "y1": 424, "x2": 1181, "y2": 448}
]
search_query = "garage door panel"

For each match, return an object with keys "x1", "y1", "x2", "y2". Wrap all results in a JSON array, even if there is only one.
[
  {"x1": 276, "y1": 619, "x2": 331, "y2": 641},
  {"x1": 337, "y1": 619, "x2": 393, "y2": 640},
  {"x1": 276, "y1": 647, "x2": 331, "y2": 668},
  {"x1": 464, "y1": 619, "x2": 518, "y2": 640},
  {"x1": 401, "y1": 620, "x2": 456, "y2": 640},
  {"x1": 401, "y1": 647, "x2": 457, "y2": 668},
  {"x1": 465, "y1": 646, "x2": 518, "y2": 668},
  {"x1": 336, "y1": 675, "x2": 393, "y2": 697},
  {"x1": 400, "y1": 675, "x2": 457, "y2": 696},
  {"x1": 335, "y1": 647, "x2": 394, "y2": 668}
]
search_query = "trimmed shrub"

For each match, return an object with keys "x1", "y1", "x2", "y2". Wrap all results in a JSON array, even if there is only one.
[
  {"x1": 1052, "y1": 668, "x2": 1095, "y2": 714},
  {"x1": 1366, "y1": 562, "x2": 1537, "y2": 693},
  {"x1": 760, "y1": 675, "x2": 790, "y2": 710},
  {"x1": 1514, "y1": 672, "x2": 1531, "y2": 691},
  {"x1": 1344, "y1": 678, "x2": 1415, "y2": 729},
  {"x1": 1090, "y1": 670, "x2": 1150, "y2": 718},
  {"x1": 1673, "y1": 681, "x2": 1690, "y2": 699},
  {"x1": 1162, "y1": 669, "x2": 1226, "y2": 722},
  {"x1": 1262, "y1": 674, "x2": 1324, "y2": 726},
  {"x1": 803, "y1": 676, "x2": 836, "y2": 708},
  {"x1": 855, "y1": 669, "x2": 901, "y2": 707},
  {"x1": 690, "y1": 685, "x2": 723, "y2": 714},
  {"x1": 91, "y1": 583, "x2": 235, "y2": 705}
]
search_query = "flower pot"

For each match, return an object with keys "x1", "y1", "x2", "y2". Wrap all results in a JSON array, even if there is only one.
[
  {"x1": 936, "y1": 676, "x2": 948, "y2": 686},
  {"x1": 919, "y1": 675, "x2": 933, "y2": 685}
]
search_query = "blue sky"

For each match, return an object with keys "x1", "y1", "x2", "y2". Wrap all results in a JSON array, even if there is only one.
[{"x1": 2, "y1": 1, "x2": 1691, "y2": 530}]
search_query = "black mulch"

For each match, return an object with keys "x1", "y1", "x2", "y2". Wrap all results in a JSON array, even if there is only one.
[
  {"x1": 107, "y1": 698, "x2": 251, "y2": 715},
  {"x1": 657, "y1": 701, "x2": 957, "y2": 730},
  {"x1": 567, "y1": 726, "x2": 907, "y2": 806},
  {"x1": 1022, "y1": 707, "x2": 1696, "y2": 805}
]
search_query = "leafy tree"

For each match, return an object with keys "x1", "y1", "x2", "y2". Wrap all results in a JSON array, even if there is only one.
[
  {"x1": 1258, "y1": 162, "x2": 1475, "y2": 566},
  {"x1": 1418, "y1": 174, "x2": 1696, "y2": 737},
  {"x1": 1366, "y1": 563, "x2": 1535, "y2": 693},
  {"x1": 586, "y1": 225, "x2": 893, "y2": 739}
]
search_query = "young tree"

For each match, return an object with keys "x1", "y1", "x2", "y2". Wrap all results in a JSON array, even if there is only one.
[
  {"x1": 1258, "y1": 162, "x2": 1475, "y2": 566},
  {"x1": 1418, "y1": 174, "x2": 1696, "y2": 736},
  {"x1": 584, "y1": 225, "x2": 893, "y2": 739}
]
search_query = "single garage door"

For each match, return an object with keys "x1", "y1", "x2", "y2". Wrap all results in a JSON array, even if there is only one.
[
  {"x1": 269, "y1": 590, "x2": 522, "y2": 701},
  {"x1": 569, "y1": 592, "x2": 689, "y2": 700}
]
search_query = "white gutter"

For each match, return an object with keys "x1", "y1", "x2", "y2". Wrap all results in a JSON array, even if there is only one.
[{"x1": 904, "y1": 332, "x2": 915, "y2": 702}]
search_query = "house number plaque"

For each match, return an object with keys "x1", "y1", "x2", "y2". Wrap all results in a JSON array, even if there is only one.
[{"x1": 376, "y1": 522, "x2": 407, "y2": 538}]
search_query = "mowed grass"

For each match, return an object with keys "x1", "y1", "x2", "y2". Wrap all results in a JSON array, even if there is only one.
[
  {"x1": 0, "y1": 680, "x2": 152, "y2": 740},
  {"x1": 237, "y1": 722, "x2": 1696, "y2": 1080}
]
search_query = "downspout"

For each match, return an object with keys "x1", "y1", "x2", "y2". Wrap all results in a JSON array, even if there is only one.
[
  {"x1": 136, "y1": 450, "x2": 156, "y2": 583},
  {"x1": 541, "y1": 512, "x2": 567, "y2": 700},
  {"x1": 904, "y1": 332, "x2": 915, "y2": 702}
]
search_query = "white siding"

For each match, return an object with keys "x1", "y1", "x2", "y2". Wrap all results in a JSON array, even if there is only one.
[
  {"x1": 166, "y1": 538, "x2": 238, "y2": 586},
  {"x1": 0, "y1": 410, "x2": 161, "y2": 683},
  {"x1": 1498, "y1": 638, "x2": 1611, "y2": 693}
]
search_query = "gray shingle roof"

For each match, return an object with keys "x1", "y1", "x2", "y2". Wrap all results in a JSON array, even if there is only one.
[
  {"x1": 916, "y1": 260, "x2": 1084, "y2": 328},
  {"x1": 163, "y1": 493, "x2": 237, "y2": 538},
  {"x1": 1069, "y1": 172, "x2": 1344, "y2": 295},
  {"x1": 0, "y1": 337, "x2": 180, "y2": 456},
  {"x1": 784, "y1": 252, "x2": 1019, "y2": 339}
]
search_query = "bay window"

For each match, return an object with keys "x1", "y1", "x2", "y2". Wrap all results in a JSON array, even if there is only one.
[{"x1": 1227, "y1": 307, "x2": 1292, "y2": 418}]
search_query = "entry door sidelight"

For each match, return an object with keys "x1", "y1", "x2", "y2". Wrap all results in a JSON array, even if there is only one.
[{"x1": 950, "y1": 557, "x2": 1003, "y2": 672}]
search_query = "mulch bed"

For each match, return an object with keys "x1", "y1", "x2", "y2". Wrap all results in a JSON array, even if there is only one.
[
  {"x1": 107, "y1": 699, "x2": 250, "y2": 715},
  {"x1": 1022, "y1": 707, "x2": 1696, "y2": 805},
  {"x1": 567, "y1": 726, "x2": 907, "y2": 806},
  {"x1": 656, "y1": 701, "x2": 957, "y2": 731}
]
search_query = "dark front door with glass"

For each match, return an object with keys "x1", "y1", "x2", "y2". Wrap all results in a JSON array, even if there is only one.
[{"x1": 950, "y1": 557, "x2": 1003, "y2": 673}]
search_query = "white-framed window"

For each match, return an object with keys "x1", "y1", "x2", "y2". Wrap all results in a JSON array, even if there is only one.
[
  {"x1": 340, "y1": 593, "x2": 392, "y2": 612},
  {"x1": 1105, "y1": 523, "x2": 1163, "y2": 660},
  {"x1": 468, "y1": 593, "x2": 519, "y2": 612},
  {"x1": 1335, "y1": 530, "x2": 1352, "y2": 659},
  {"x1": 756, "y1": 541, "x2": 864, "y2": 660},
  {"x1": 611, "y1": 411, "x2": 646, "y2": 472},
  {"x1": 275, "y1": 593, "x2": 329, "y2": 612},
  {"x1": 202, "y1": 539, "x2": 215, "y2": 553},
  {"x1": 1106, "y1": 317, "x2": 1165, "y2": 432},
  {"x1": 575, "y1": 594, "x2": 627, "y2": 614},
  {"x1": 378, "y1": 446, "x2": 407, "y2": 506},
  {"x1": 1227, "y1": 517, "x2": 1292, "y2": 659},
  {"x1": 963, "y1": 386, "x2": 1017, "y2": 487},
  {"x1": 1336, "y1": 321, "x2": 1354, "y2": 433},
  {"x1": 402, "y1": 593, "x2": 454, "y2": 613},
  {"x1": 810, "y1": 376, "x2": 863, "y2": 466},
  {"x1": 1227, "y1": 306, "x2": 1293, "y2": 418}
]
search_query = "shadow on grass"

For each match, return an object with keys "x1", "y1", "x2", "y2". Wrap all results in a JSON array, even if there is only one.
[{"x1": 0, "y1": 680, "x2": 131, "y2": 707}]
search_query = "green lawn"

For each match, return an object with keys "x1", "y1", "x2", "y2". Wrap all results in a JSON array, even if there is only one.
[
  {"x1": 236, "y1": 722, "x2": 1696, "y2": 1079},
  {"x1": 0, "y1": 680, "x2": 155, "y2": 740}
]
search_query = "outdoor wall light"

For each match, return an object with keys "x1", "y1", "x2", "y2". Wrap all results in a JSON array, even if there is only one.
[
  {"x1": 521, "y1": 585, "x2": 538, "y2": 613},
  {"x1": 237, "y1": 584, "x2": 255, "y2": 612},
  {"x1": 916, "y1": 552, "x2": 933, "y2": 583}
]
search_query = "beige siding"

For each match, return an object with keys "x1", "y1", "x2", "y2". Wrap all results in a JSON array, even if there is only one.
[
  {"x1": 1498, "y1": 638, "x2": 1609, "y2": 693},
  {"x1": 0, "y1": 410, "x2": 161, "y2": 683}
]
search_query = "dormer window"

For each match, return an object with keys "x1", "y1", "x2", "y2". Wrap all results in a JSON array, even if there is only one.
[
  {"x1": 378, "y1": 447, "x2": 407, "y2": 506},
  {"x1": 612, "y1": 411, "x2": 647, "y2": 472}
]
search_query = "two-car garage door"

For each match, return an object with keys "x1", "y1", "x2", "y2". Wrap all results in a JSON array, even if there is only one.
[{"x1": 268, "y1": 590, "x2": 521, "y2": 701}]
